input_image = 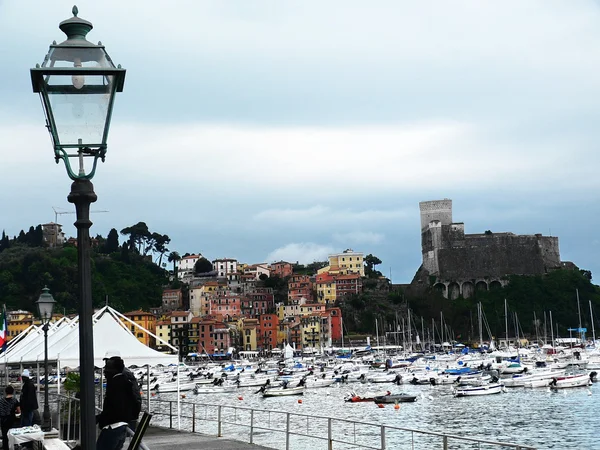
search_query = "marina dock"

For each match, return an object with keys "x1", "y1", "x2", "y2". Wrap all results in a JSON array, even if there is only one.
[{"x1": 143, "y1": 426, "x2": 272, "y2": 450}]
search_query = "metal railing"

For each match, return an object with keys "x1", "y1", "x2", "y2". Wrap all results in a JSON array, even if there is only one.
[
  {"x1": 149, "y1": 399, "x2": 537, "y2": 450},
  {"x1": 46, "y1": 393, "x2": 149, "y2": 450}
]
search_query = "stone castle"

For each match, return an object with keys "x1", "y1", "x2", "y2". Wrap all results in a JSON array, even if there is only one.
[{"x1": 419, "y1": 199, "x2": 562, "y2": 299}]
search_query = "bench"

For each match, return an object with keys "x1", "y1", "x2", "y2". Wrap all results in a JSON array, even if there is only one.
[
  {"x1": 127, "y1": 412, "x2": 152, "y2": 450},
  {"x1": 42, "y1": 438, "x2": 71, "y2": 450}
]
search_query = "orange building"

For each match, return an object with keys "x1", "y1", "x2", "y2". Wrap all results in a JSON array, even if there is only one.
[
  {"x1": 257, "y1": 314, "x2": 279, "y2": 351},
  {"x1": 122, "y1": 310, "x2": 157, "y2": 347},
  {"x1": 270, "y1": 261, "x2": 293, "y2": 278},
  {"x1": 288, "y1": 274, "x2": 313, "y2": 303}
]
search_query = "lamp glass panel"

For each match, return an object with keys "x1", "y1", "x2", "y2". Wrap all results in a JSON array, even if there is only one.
[
  {"x1": 38, "y1": 301, "x2": 54, "y2": 322},
  {"x1": 45, "y1": 73, "x2": 113, "y2": 146}
]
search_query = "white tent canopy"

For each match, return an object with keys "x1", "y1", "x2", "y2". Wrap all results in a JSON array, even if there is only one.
[{"x1": 1, "y1": 306, "x2": 177, "y2": 368}]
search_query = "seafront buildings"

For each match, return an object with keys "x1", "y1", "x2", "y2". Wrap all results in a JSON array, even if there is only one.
[{"x1": 5, "y1": 249, "x2": 361, "y2": 358}]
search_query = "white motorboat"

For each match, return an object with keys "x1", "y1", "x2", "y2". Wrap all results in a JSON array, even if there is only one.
[
  {"x1": 549, "y1": 374, "x2": 592, "y2": 389},
  {"x1": 154, "y1": 380, "x2": 197, "y2": 393},
  {"x1": 262, "y1": 386, "x2": 305, "y2": 397},
  {"x1": 453, "y1": 382, "x2": 504, "y2": 397},
  {"x1": 193, "y1": 385, "x2": 237, "y2": 394},
  {"x1": 367, "y1": 372, "x2": 399, "y2": 383},
  {"x1": 504, "y1": 369, "x2": 565, "y2": 388},
  {"x1": 303, "y1": 378, "x2": 335, "y2": 388}
]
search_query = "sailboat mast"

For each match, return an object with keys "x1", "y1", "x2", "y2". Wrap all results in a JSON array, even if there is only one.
[
  {"x1": 440, "y1": 311, "x2": 444, "y2": 346},
  {"x1": 407, "y1": 308, "x2": 412, "y2": 353},
  {"x1": 478, "y1": 302, "x2": 483, "y2": 349},
  {"x1": 421, "y1": 317, "x2": 425, "y2": 352},
  {"x1": 376, "y1": 318, "x2": 380, "y2": 349},
  {"x1": 534, "y1": 311, "x2": 539, "y2": 345},
  {"x1": 576, "y1": 289, "x2": 582, "y2": 343},
  {"x1": 341, "y1": 316, "x2": 344, "y2": 350},
  {"x1": 550, "y1": 310, "x2": 554, "y2": 348},
  {"x1": 590, "y1": 300, "x2": 596, "y2": 343},
  {"x1": 504, "y1": 299, "x2": 509, "y2": 348}
]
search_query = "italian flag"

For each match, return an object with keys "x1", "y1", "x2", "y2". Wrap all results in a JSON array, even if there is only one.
[{"x1": 0, "y1": 306, "x2": 6, "y2": 352}]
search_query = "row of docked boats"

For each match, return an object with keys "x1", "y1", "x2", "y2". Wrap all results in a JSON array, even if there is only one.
[{"x1": 130, "y1": 344, "x2": 598, "y2": 400}]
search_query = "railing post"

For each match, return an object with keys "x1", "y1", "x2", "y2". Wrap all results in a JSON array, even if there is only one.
[
  {"x1": 328, "y1": 418, "x2": 333, "y2": 450},
  {"x1": 56, "y1": 395, "x2": 61, "y2": 439},
  {"x1": 381, "y1": 425, "x2": 386, "y2": 450},
  {"x1": 169, "y1": 401, "x2": 173, "y2": 429},
  {"x1": 443, "y1": 435, "x2": 448, "y2": 450},
  {"x1": 192, "y1": 404, "x2": 196, "y2": 433},
  {"x1": 67, "y1": 397, "x2": 72, "y2": 441},
  {"x1": 286, "y1": 412, "x2": 290, "y2": 450},
  {"x1": 250, "y1": 410, "x2": 254, "y2": 444},
  {"x1": 217, "y1": 406, "x2": 222, "y2": 437}
]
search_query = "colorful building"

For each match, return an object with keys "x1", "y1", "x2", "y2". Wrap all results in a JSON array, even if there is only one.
[
  {"x1": 258, "y1": 314, "x2": 279, "y2": 351},
  {"x1": 209, "y1": 295, "x2": 241, "y2": 321},
  {"x1": 122, "y1": 310, "x2": 156, "y2": 347},
  {"x1": 315, "y1": 272, "x2": 336, "y2": 304},
  {"x1": 238, "y1": 318, "x2": 259, "y2": 351},
  {"x1": 288, "y1": 274, "x2": 314, "y2": 303},
  {"x1": 197, "y1": 319, "x2": 231, "y2": 356},
  {"x1": 162, "y1": 288, "x2": 182, "y2": 311},
  {"x1": 155, "y1": 320, "x2": 171, "y2": 351},
  {"x1": 270, "y1": 261, "x2": 293, "y2": 278},
  {"x1": 325, "y1": 249, "x2": 365, "y2": 276},
  {"x1": 335, "y1": 273, "x2": 363, "y2": 299},
  {"x1": 212, "y1": 258, "x2": 239, "y2": 282}
]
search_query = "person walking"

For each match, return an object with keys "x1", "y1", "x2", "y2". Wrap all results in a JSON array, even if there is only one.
[
  {"x1": 19, "y1": 369, "x2": 38, "y2": 427},
  {"x1": 0, "y1": 385, "x2": 20, "y2": 450},
  {"x1": 96, "y1": 357, "x2": 135, "y2": 450}
]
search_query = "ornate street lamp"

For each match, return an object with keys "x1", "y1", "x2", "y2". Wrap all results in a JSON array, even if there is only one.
[
  {"x1": 36, "y1": 287, "x2": 56, "y2": 432},
  {"x1": 31, "y1": 6, "x2": 126, "y2": 449}
]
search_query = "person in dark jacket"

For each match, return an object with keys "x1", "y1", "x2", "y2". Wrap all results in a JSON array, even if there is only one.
[
  {"x1": 0, "y1": 385, "x2": 20, "y2": 450},
  {"x1": 19, "y1": 369, "x2": 38, "y2": 426},
  {"x1": 96, "y1": 358, "x2": 135, "y2": 450}
]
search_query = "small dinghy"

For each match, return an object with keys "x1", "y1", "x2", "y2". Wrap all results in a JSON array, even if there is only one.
[
  {"x1": 373, "y1": 393, "x2": 417, "y2": 403},
  {"x1": 453, "y1": 382, "x2": 504, "y2": 397},
  {"x1": 262, "y1": 386, "x2": 305, "y2": 397}
]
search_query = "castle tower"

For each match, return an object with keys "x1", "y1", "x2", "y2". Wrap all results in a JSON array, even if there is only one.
[
  {"x1": 419, "y1": 199, "x2": 453, "y2": 276},
  {"x1": 419, "y1": 199, "x2": 452, "y2": 230}
]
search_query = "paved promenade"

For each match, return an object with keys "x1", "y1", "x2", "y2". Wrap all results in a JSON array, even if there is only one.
[{"x1": 143, "y1": 426, "x2": 273, "y2": 450}]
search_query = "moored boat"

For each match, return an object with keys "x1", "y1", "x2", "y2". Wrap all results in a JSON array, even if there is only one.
[
  {"x1": 373, "y1": 393, "x2": 417, "y2": 403},
  {"x1": 262, "y1": 386, "x2": 305, "y2": 397},
  {"x1": 453, "y1": 382, "x2": 504, "y2": 397}
]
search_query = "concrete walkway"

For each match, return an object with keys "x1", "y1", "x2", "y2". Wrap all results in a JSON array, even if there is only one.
[{"x1": 142, "y1": 426, "x2": 273, "y2": 450}]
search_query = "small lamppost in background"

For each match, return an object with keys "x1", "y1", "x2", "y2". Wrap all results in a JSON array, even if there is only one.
[
  {"x1": 36, "y1": 287, "x2": 56, "y2": 432},
  {"x1": 30, "y1": 6, "x2": 126, "y2": 449}
]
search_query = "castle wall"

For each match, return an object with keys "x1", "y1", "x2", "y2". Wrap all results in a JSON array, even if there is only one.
[{"x1": 436, "y1": 233, "x2": 559, "y2": 279}]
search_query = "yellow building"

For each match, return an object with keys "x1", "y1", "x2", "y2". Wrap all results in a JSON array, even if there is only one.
[
  {"x1": 7, "y1": 310, "x2": 64, "y2": 341},
  {"x1": 301, "y1": 315, "x2": 322, "y2": 350},
  {"x1": 237, "y1": 318, "x2": 259, "y2": 351},
  {"x1": 155, "y1": 320, "x2": 171, "y2": 351},
  {"x1": 315, "y1": 272, "x2": 336, "y2": 304},
  {"x1": 7, "y1": 311, "x2": 34, "y2": 341},
  {"x1": 327, "y1": 249, "x2": 364, "y2": 276},
  {"x1": 122, "y1": 310, "x2": 157, "y2": 347}
]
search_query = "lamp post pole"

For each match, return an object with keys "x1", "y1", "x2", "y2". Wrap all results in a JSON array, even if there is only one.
[
  {"x1": 37, "y1": 287, "x2": 56, "y2": 432},
  {"x1": 42, "y1": 320, "x2": 50, "y2": 430},
  {"x1": 30, "y1": 6, "x2": 126, "y2": 448},
  {"x1": 69, "y1": 179, "x2": 97, "y2": 449}
]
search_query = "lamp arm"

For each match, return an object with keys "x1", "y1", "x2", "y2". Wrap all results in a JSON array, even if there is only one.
[{"x1": 56, "y1": 147, "x2": 101, "y2": 181}]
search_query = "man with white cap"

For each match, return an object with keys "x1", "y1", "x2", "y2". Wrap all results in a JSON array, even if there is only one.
[{"x1": 19, "y1": 369, "x2": 38, "y2": 427}]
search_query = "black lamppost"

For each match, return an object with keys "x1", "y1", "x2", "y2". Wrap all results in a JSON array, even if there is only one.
[
  {"x1": 31, "y1": 7, "x2": 125, "y2": 450},
  {"x1": 36, "y1": 287, "x2": 56, "y2": 432}
]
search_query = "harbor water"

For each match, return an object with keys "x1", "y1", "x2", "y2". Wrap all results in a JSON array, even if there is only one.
[{"x1": 149, "y1": 379, "x2": 599, "y2": 449}]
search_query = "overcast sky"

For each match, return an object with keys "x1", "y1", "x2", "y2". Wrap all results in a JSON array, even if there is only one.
[{"x1": 1, "y1": 1, "x2": 599, "y2": 284}]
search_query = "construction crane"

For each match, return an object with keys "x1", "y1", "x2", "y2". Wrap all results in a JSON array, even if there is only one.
[{"x1": 52, "y1": 206, "x2": 109, "y2": 223}]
